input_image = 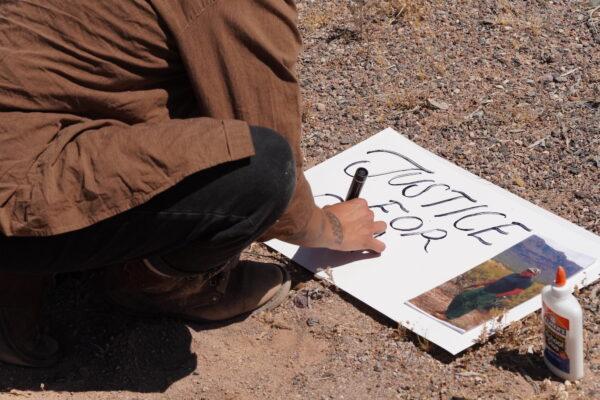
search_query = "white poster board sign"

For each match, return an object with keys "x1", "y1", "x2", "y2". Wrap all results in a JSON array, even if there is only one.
[{"x1": 267, "y1": 128, "x2": 600, "y2": 354}]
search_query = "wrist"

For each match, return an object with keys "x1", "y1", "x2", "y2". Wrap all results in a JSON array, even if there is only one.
[
  {"x1": 283, "y1": 206, "x2": 330, "y2": 248},
  {"x1": 302, "y1": 207, "x2": 330, "y2": 248}
]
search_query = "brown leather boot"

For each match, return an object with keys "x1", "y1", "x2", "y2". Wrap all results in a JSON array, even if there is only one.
[
  {"x1": 105, "y1": 258, "x2": 291, "y2": 323},
  {"x1": 0, "y1": 272, "x2": 60, "y2": 367}
]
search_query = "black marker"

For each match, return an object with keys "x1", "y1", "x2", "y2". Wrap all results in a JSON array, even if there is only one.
[{"x1": 345, "y1": 167, "x2": 369, "y2": 201}]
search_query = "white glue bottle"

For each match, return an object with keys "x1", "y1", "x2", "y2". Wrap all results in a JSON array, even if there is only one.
[{"x1": 541, "y1": 266, "x2": 584, "y2": 380}]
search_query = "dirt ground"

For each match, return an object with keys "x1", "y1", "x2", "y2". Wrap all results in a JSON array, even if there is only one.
[{"x1": 2, "y1": 0, "x2": 599, "y2": 399}]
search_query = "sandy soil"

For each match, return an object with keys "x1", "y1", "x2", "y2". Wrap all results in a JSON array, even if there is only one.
[{"x1": 1, "y1": 0, "x2": 599, "y2": 399}]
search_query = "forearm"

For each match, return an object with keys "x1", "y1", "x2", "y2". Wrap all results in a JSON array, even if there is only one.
[{"x1": 282, "y1": 206, "x2": 339, "y2": 249}]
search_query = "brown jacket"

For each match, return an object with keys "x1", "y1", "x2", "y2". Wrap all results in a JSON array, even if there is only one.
[{"x1": 0, "y1": 0, "x2": 314, "y2": 238}]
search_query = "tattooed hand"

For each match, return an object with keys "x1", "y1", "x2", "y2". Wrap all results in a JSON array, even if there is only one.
[
  {"x1": 321, "y1": 199, "x2": 387, "y2": 253},
  {"x1": 282, "y1": 199, "x2": 386, "y2": 252}
]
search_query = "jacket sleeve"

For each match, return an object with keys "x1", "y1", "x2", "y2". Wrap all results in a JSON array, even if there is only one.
[
  {"x1": 0, "y1": 0, "x2": 261, "y2": 237},
  {"x1": 6, "y1": 115, "x2": 253, "y2": 236},
  {"x1": 149, "y1": 0, "x2": 318, "y2": 242}
]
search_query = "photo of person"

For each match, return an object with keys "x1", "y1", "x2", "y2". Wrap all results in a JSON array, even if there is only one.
[
  {"x1": 444, "y1": 267, "x2": 541, "y2": 320},
  {"x1": 407, "y1": 235, "x2": 595, "y2": 333}
]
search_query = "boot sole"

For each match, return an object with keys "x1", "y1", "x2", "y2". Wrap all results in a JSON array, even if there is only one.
[{"x1": 106, "y1": 265, "x2": 292, "y2": 326}]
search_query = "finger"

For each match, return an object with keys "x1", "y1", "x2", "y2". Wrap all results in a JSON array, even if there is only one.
[
  {"x1": 366, "y1": 237, "x2": 386, "y2": 253},
  {"x1": 367, "y1": 209, "x2": 375, "y2": 220},
  {"x1": 348, "y1": 198, "x2": 367, "y2": 207},
  {"x1": 372, "y1": 220, "x2": 387, "y2": 234}
]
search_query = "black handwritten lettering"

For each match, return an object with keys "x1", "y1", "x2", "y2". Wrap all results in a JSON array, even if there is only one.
[
  {"x1": 468, "y1": 222, "x2": 532, "y2": 245},
  {"x1": 369, "y1": 200, "x2": 409, "y2": 214},
  {"x1": 453, "y1": 211, "x2": 507, "y2": 232},
  {"x1": 390, "y1": 216, "x2": 424, "y2": 232},
  {"x1": 339, "y1": 147, "x2": 534, "y2": 254},
  {"x1": 434, "y1": 205, "x2": 488, "y2": 218},
  {"x1": 314, "y1": 193, "x2": 344, "y2": 204},
  {"x1": 403, "y1": 183, "x2": 451, "y2": 198},
  {"x1": 401, "y1": 229, "x2": 448, "y2": 253},
  {"x1": 367, "y1": 150, "x2": 434, "y2": 173},
  {"x1": 344, "y1": 149, "x2": 434, "y2": 177},
  {"x1": 421, "y1": 190, "x2": 477, "y2": 208},
  {"x1": 388, "y1": 177, "x2": 434, "y2": 187}
]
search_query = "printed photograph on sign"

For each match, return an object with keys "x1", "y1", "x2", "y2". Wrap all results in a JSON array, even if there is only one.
[{"x1": 406, "y1": 235, "x2": 595, "y2": 333}]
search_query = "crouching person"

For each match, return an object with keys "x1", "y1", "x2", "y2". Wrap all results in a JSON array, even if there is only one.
[{"x1": 0, "y1": 0, "x2": 386, "y2": 367}]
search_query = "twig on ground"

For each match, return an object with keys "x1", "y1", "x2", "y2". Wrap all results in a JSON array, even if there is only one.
[
  {"x1": 527, "y1": 135, "x2": 550, "y2": 149},
  {"x1": 560, "y1": 67, "x2": 580, "y2": 77}
]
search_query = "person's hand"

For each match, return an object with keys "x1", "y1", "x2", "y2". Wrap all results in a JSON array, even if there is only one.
[{"x1": 321, "y1": 199, "x2": 387, "y2": 253}]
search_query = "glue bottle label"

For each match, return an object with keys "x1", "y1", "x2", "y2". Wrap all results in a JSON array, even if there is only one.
[{"x1": 543, "y1": 302, "x2": 570, "y2": 373}]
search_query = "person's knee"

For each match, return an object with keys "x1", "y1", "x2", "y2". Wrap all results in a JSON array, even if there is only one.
[{"x1": 248, "y1": 126, "x2": 296, "y2": 224}]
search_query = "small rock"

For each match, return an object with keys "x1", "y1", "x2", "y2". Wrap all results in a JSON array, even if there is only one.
[
  {"x1": 316, "y1": 103, "x2": 326, "y2": 112},
  {"x1": 427, "y1": 98, "x2": 450, "y2": 110},
  {"x1": 569, "y1": 166, "x2": 580, "y2": 175},
  {"x1": 564, "y1": 380, "x2": 571, "y2": 388},
  {"x1": 527, "y1": 345, "x2": 534, "y2": 354},
  {"x1": 306, "y1": 317, "x2": 320, "y2": 327},
  {"x1": 373, "y1": 362, "x2": 383, "y2": 372},
  {"x1": 308, "y1": 288, "x2": 325, "y2": 300},
  {"x1": 540, "y1": 73, "x2": 554, "y2": 83},
  {"x1": 471, "y1": 110, "x2": 484, "y2": 119},
  {"x1": 554, "y1": 75, "x2": 567, "y2": 83},
  {"x1": 293, "y1": 293, "x2": 309, "y2": 308},
  {"x1": 541, "y1": 52, "x2": 555, "y2": 64},
  {"x1": 554, "y1": 391, "x2": 569, "y2": 400},
  {"x1": 574, "y1": 191, "x2": 588, "y2": 200},
  {"x1": 541, "y1": 378, "x2": 552, "y2": 390}
]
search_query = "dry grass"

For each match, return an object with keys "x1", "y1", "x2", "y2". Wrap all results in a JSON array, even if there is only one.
[
  {"x1": 303, "y1": 10, "x2": 334, "y2": 31},
  {"x1": 381, "y1": 89, "x2": 427, "y2": 111},
  {"x1": 348, "y1": 0, "x2": 428, "y2": 40}
]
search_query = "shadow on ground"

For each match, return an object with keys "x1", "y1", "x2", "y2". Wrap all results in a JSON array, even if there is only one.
[
  {"x1": 0, "y1": 271, "x2": 198, "y2": 394},
  {"x1": 0, "y1": 258, "x2": 315, "y2": 395},
  {"x1": 295, "y1": 258, "x2": 459, "y2": 365},
  {"x1": 492, "y1": 349, "x2": 558, "y2": 381}
]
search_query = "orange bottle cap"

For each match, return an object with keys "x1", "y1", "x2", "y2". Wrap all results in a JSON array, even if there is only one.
[{"x1": 555, "y1": 266, "x2": 567, "y2": 287}]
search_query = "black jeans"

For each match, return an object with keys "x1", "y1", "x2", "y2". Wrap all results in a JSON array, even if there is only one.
[{"x1": 0, "y1": 127, "x2": 295, "y2": 275}]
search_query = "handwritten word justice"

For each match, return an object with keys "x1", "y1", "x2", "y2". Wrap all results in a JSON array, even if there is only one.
[{"x1": 317, "y1": 149, "x2": 531, "y2": 253}]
